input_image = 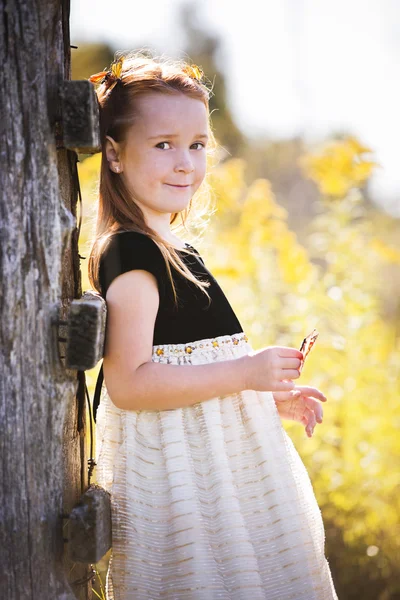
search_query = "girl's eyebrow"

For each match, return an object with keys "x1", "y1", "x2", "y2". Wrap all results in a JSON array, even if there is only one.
[{"x1": 148, "y1": 133, "x2": 209, "y2": 140}]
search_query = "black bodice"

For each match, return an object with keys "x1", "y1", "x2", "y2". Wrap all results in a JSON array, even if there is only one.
[{"x1": 99, "y1": 231, "x2": 244, "y2": 345}]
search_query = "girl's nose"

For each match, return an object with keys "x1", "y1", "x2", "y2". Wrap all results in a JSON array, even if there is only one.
[{"x1": 174, "y1": 152, "x2": 194, "y2": 174}]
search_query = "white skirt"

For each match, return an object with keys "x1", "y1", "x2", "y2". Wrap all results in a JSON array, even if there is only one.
[{"x1": 95, "y1": 332, "x2": 338, "y2": 600}]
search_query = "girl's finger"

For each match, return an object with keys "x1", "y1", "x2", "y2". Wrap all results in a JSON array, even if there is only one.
[
  {"x1": 276, "y1": 379, "x2": 295, "y2": 392},
  {"x1": 301, "y1": 406, "x2": 318, "y2": 437},
  {"x1": 305, "y1": 406, "x2": 316, "y2": 429},
  {"x1": 280, "y1": 358, "x2": 302, "y2": 369},
  {"x1": 281, "y1": 369, "x2": 301, "y2": 379},
  {"x1": 277, "y1": 347, "x2": 303, "y2": 359},
  {"x1": 273, "y1": 389, "x2": 301, "y2": 402},
  {"x1": 296, "y1": 386, "x2": 327, "y2": 402},
  {"x1": 304, "y1": 397, "x2": 324, "y2": 422},
  {"x1": 298, "y1": 400, "x2": 322, "y2": 436},
  {"x1": 301, "y1": 413, "x2": 314, "y2": 437}
]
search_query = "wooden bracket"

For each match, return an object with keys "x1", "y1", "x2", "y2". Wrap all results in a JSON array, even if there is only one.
[
  {"x1": 60, "y1": 80, "x2": 101, "y2": 154},
  {"x1": 67, "y1": 484, "x2": 112, "y2": 563},
  {"x1": 65, "y1": 290, "x2": 106, "y2": 370},
  {"x1": 55, "y1": 291, "x2": 107, "y2": 371}
]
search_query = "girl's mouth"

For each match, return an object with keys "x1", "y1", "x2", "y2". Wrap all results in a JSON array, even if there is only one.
[{"x1": 166, "y1": 184, "x2": 191, "y2": 189}]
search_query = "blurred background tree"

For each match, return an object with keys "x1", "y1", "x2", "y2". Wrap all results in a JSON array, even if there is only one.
[
  {"x1": 72, "y1": 7, "x2": 400, "y2": 599},
  {"x1": 178, "y1": 2, "x2": 245, "y2": 156}
]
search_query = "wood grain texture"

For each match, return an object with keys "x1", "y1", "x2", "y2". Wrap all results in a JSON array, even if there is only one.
[{"x1": 0, "y1": 1, "x2": 97, "y2": 598}]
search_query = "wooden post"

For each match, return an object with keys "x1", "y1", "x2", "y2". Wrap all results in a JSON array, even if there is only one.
[{"x1": 0, "y1": 1, "x2": 104, "y2": 598}]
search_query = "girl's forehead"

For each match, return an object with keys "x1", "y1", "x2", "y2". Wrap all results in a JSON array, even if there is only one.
[{"x1": 133, "y1": 92, "x2": 208, "y2": 132}]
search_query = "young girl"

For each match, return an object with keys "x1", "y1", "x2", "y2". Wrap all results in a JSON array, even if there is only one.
[{"x1": 88, "y1": 51, "x2": 338, "y2": 600}]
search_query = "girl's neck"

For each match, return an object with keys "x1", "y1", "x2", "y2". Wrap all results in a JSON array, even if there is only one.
[
  {"x1": 149, "y1": 224, "x2": 186, "y2": 250},
  {"x1": 161, "y1": 235, "x2": 186, "y2": 250}
]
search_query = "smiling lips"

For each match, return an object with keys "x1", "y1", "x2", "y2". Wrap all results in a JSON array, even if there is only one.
[{"x1": 166, "y1": 183, "x2": 191, "y2": 187}]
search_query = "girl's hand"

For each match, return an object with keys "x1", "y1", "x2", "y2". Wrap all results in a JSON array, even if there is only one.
[
  {"x1": 272, "y1": 385, "x2": 327, "y2": 437},
  {"x1": 244, "y1": 346, "x2": 303, "y2": 392}
]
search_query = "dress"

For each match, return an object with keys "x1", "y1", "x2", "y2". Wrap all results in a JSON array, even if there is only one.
[{"x1": 95, "y1": 231, "x2": 338, "y2": 600}]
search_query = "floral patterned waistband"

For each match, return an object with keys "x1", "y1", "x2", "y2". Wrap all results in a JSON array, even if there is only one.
[{"x1": 152, "y1": 332, "x2": 249, "y2": 359}]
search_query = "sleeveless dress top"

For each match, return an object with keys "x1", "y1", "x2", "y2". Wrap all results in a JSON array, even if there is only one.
[
  {"x1": 99, "y1": 231, "x2": 244, "y2": 345},
  {"x1": 95, "y1": 230, "x2": 338, "y2": 600}
]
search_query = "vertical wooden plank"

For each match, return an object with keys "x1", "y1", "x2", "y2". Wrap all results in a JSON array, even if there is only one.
[{"x1": 0, "y1": 1, "x2": 98, "y2": 598}]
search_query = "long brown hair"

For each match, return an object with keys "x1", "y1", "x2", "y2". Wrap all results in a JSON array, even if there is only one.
[{"x1": 87, "y1": 50, "x2": 218, "y2": 307}]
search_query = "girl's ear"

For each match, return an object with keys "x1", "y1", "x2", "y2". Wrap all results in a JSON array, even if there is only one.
[
  {"x1": 105, "y1": 135, "x2": 120, "y2": 160},
  {"x1": 105, "y1": 136, "x2": 122, "y2": 172}
]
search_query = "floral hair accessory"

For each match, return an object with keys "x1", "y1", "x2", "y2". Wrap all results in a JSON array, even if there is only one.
[
  {"x1": 89, "y1": 56, "x2": 125, "y2": 93},
  {"x1": 182, "y1": 63, "x2": 204, "y2": 82}
]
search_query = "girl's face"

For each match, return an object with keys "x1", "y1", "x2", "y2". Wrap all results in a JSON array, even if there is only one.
[{"x1": 106, "y1": 92, "x2": 209, "y2": 220}]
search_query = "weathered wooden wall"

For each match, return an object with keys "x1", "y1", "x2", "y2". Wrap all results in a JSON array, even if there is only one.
[{"x1": 0, "y1": 1, "x2": 91, "y2": 597}]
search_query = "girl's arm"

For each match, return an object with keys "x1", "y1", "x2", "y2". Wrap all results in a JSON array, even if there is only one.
[{"x1": 103, "y1": 270, "x2": 302, "y2": 411}]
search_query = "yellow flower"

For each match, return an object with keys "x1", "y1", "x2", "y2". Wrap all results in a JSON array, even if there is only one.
[{"x1": 299, "y1": 136, "x2": 380, "y2": 198}]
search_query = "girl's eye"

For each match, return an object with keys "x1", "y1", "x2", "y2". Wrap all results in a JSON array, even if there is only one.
[
  {"x1": 191, "y1": 142, "x2": 205, "y2": 150},
  {"x1": 156, "y1": 141, "x2": 171, "y2": 150}
]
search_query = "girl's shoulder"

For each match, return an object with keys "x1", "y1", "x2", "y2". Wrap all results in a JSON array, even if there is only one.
[
  {"x1": 102, "y1": 230, "x2": 159, "y2": 255},
  {"x1": 102, "y1": 230, "x2": 197, "y2": 254},
  {"x1": 102, "y1": 230, "x2": 201, "y2": 262},
  {"x1": 99, "y1": 231, "x2": 169, "y2": 299}
]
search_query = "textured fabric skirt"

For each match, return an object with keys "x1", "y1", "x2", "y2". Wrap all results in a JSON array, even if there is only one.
[{"x1": 95, "y1": 332, "x2": 338, "y2": 599}]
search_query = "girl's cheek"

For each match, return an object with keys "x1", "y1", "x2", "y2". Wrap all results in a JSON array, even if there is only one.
[
  {"x1": 152, "y1": 155, "x2": 170, "y2": 172},
  {"x1": 195, "y1": 157, "x2": 207, "y2": 178}
]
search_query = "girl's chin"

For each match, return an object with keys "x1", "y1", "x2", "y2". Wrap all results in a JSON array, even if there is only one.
[
  {"x1": 136, "y1": 190, "x2": 193, "y2": 213},
  {"x1": 161, "y1": 194, "x2": 191, "y2": 210}
]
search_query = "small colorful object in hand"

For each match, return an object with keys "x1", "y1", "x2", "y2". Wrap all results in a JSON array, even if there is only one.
[{"x1": 299, "y1": 328, "x2": 319, "y2": 372}]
